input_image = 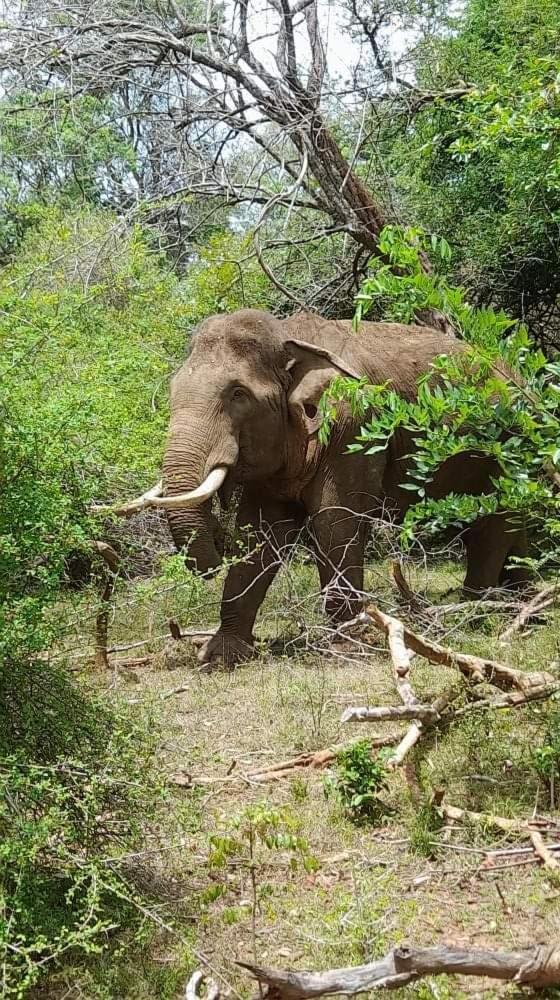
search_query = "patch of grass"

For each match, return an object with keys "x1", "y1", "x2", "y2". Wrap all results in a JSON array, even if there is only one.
[{"x1": 408, "y1": 799, "x2": 444, "y2": 858}]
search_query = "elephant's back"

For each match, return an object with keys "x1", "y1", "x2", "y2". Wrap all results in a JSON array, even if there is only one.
[
  {"x1": 352, "y1": 320, "x2": 464, "y2": 397},
  {"x1": 283, "y1": 312, "x2": 465, "y2": 399}
]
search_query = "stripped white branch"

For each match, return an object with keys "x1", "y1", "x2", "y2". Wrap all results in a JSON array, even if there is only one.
[{"x1": 341, "y1": 704, "x2": 439, "y2": 724}]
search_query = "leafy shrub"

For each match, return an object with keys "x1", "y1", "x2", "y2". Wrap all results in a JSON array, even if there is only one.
[
  {"x1": 325, "y1": 741, "x2": 390, "y2": 824},
  {"x1": 0, "y1": 668, "x2": 166, "y2": 996},
  {"x1": 0, "y1": 207, "x2": 192, "y2": 995},
  {"x1": 533, "y1": 709, "x2": 560, "y2": 807},
  {"x1": 323, "y1": 225, "x2": 560, "y2": 570}
]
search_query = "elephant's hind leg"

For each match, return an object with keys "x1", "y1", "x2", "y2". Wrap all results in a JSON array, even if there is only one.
[
  {"x1": 309, "y1": 506, "x2": 368, "y2": 624},
  {"x1": 463, "y1": 513, "x2": 531, "y2": 596},
  {"x1": 499, "y1": 521, "x2": 532, "y2": 590},
  {"x1": 305, "y1": 449, "x2": 382, "y2": 627}
]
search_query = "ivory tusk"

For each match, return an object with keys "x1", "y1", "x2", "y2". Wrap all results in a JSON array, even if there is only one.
[
  {"x1": 152, "y1": 466, "x2": 228, "y2": 510},
  {"x1": 91, "y1": 469, "x2": 228, "y2": 517}
]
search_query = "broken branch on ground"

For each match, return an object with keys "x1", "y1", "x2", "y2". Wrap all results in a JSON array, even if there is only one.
[{"x1": 240, "y1": 941, "x2": 560, "y2": 995}]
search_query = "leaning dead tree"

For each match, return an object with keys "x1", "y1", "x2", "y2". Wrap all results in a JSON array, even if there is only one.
[{"x1": 3, "y1": 0, "x2": 456, "y2": 325}]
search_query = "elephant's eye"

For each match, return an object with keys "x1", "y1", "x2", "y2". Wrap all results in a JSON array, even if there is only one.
[{"x1": 231, "y1": 385, "x2": 250, "y2": 402}]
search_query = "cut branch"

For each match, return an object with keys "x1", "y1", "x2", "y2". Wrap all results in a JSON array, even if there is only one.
[
  {"x1": 453, "y1": 683, "x2": 560, "y2": 717},
  {"x1": 179, "y1": 734, "x2": 402, "y2": 786},
  {"x1": 363, "y1": 604, "x2": 553, "y2": 692},
  {"x1": 529, "y1": 831, "x2": 560, "y2": 871},
  {"x1": 441, "y1": 803, "x2": 560, "y2": 836},
  {"x1": 389, "y1": 690, "x2": 457, "y2": 767},
  {"x1": 341, "y1": 704, "x2": 438, "y2": 724}
]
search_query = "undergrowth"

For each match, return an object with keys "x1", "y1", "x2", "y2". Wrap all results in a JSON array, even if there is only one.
[{"x1": 0, "y1": 657, "x2": 174, "y2": 996}]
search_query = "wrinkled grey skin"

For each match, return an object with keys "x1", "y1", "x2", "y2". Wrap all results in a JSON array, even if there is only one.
[{"x1": 163, "y1": 309, "x2": 528, "y2": 667}]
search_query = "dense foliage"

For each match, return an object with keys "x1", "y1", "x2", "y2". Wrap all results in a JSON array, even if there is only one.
[
  {"x1": 0, "y1": 204, "x2": 275, "y2": 993},
  {"x1": 325, "y1": 226, "x2": 560, "y2": 568},
  {"x1": 2, "y1": 0, "x2": 560, "y2": 993},
  {"x1": 386, "y1": 0, "x2": 560, "y2": 347}
]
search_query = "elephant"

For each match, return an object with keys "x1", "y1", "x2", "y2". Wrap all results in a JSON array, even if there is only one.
[{"x1": 159, "y1": 308, "x2": 528, "y2": 667}]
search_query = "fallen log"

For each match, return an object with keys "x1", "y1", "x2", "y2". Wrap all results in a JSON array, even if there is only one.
[
  {"x1": 240, "y1": 941, "x2": 560, "y2": 995},
  {"x1": 112, "y1": 655, "x2": 153, "y2": 669},
  {"x1": 363, "y1": 604, "x2": 553, "y2": 692}
]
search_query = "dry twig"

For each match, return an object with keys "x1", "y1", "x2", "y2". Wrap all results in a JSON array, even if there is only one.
[
  {"x1": 92, "y1": 541, "x2": 120, "y2": 670},
  {"x1": 499, "y1": 582, "x2": 558, "y2": 641}
]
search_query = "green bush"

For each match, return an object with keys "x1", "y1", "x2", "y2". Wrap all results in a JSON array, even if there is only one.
[
  {"x1": 0, "y1": 206, "x2": 190, "y2": 995},
  {"x1": 325, "y1": 741, "x2": 390, "y2": 824},
  {"x1": 323, "y1": 225, "x2": 560, "y2": 569},
  {"x1": 385, "y1": 0, "x2": 560, "y2": 347},
  {"x1": 0, "y1": 690, "x2": 164, "y2": 996}
]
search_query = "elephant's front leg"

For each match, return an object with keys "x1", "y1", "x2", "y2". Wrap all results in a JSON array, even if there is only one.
[{"x1": 197, "y1": 490, "x2": 304, "y2": 668}]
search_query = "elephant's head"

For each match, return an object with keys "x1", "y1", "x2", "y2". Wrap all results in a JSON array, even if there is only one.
[{"x1": 162, "y1": 309, "x2": 361, "y2": 570}]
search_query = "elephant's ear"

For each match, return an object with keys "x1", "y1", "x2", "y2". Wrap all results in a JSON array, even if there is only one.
[{"x1": 284, "y1": 338, "x2": 362, "y2": 438}]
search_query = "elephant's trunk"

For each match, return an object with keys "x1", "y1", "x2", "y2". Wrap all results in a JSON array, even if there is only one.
[{"x1": 162, "y1": 406, "x2": 238, "y2": 573}]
